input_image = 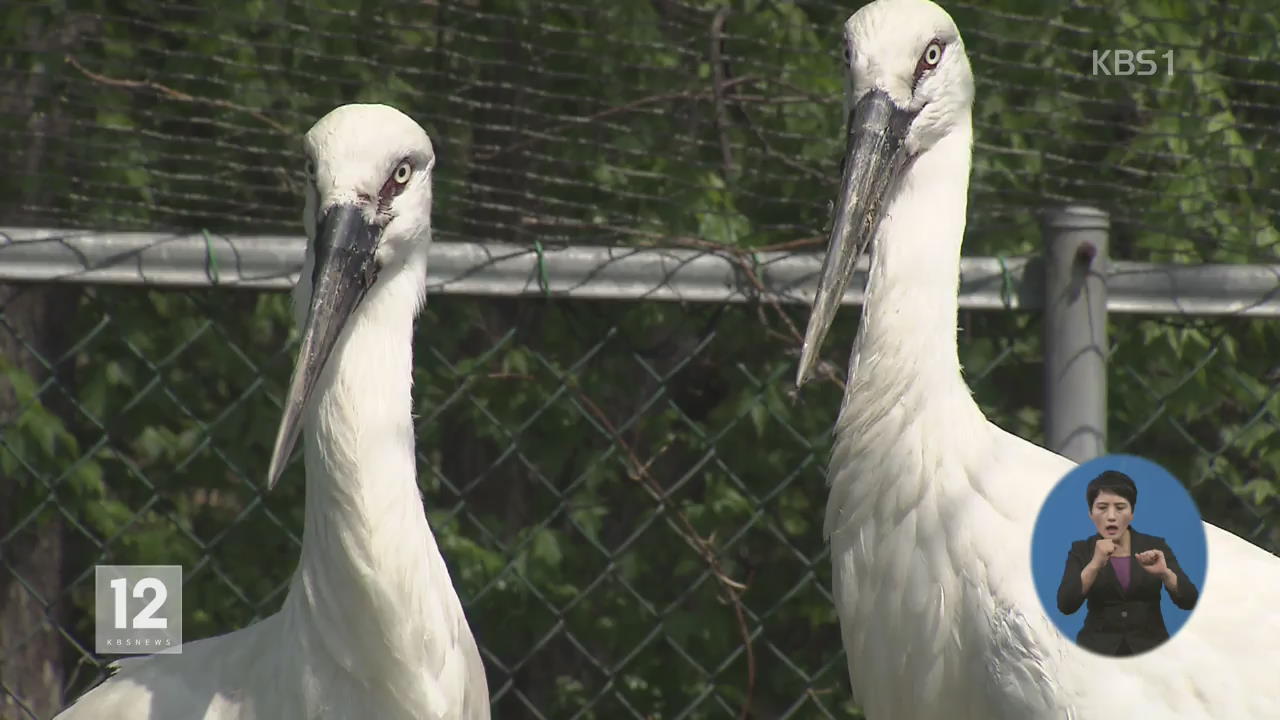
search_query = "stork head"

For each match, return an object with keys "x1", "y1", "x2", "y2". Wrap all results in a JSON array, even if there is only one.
[
  {"x1": 266, "y1": 103, "x2": 437, "y2": 489},
  {"x1": 795, "y1": 0, "x2": 974, "y2": 387}
]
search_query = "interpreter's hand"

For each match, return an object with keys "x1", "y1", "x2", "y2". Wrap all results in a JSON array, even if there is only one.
[
  {"x1": 1090, "y1": 539, "x2": 1116, "y2": 569},
  {"x1": 1136, "y1": 549, "x2": 1168, "y2": 576}
]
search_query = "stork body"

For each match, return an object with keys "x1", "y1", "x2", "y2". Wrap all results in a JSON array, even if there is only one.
[
  {"x1": 795, "y1": 2, "x2": 1280, "y2": 718},
  {"x1": 56, "y1": 105, "x2": 490, "y2": 720}
]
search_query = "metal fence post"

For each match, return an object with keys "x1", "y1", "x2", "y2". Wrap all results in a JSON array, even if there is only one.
[{"x1": 1042, "y1": 205, "x2": 1110, "y2": 462}]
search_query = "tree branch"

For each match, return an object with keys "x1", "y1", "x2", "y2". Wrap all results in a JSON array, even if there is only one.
[{"x1": 64, "y1": 55, "x2": 289, "y2": 135}]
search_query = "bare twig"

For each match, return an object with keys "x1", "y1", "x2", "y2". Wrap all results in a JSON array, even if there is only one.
[
  {"x1": 755, "y1": 236, "x2": 825, "y2": 252},
  {"x1": 518, "y1": 215, "x2": 845, "y2": 390},
  {"x1": 483, "y1": 372, "x2": 535, "y2": 381},
  {"x1": 672, "y1": 237, "x2": 842, "y2": 390},
  {"x1": 709, "y1": 93, "x2": 815, "y2": 105},
  {"x1": 763, "y1": 76, "x2": 838, "y2": 106},
  {"x1": 65, "y1": 55, "x2": 289, "y2": 135},
  {"x1": 733, "y1": 100, "x2": 830, "y2": 182},
  {"x1": 710, "y1": 7, "x2": 735, "y2": 176}
]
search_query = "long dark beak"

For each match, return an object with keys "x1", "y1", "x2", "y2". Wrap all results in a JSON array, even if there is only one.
[
  {"x1": 266, "y1": 204, "x2": 381, "y2": 489},
  {"x1": 795, "y1": 89, "x2": 915, "y2": 388}
]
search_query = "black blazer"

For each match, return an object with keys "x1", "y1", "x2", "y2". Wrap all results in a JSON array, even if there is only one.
[{"x1": 1056, "y1": 526, "x2": 1199, "y2": 656}]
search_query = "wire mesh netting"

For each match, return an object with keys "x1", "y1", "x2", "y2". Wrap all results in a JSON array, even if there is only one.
[{"x1": 2, "y1": 0, "x2": 1279, "y2": 718}]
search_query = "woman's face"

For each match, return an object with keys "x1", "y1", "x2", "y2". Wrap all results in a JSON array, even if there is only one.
[{"x1": 1090, "y1": 490, "x2": 1134, "y2": 540}]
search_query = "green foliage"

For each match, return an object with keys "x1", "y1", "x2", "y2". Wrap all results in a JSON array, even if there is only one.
[{"x1": 1, "y1": 0, "x2": 1278, "y2": 718}]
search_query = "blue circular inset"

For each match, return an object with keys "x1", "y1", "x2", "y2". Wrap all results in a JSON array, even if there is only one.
[{"x1": 1031, "y1": 454, "x2": 1208, "y2": 651}]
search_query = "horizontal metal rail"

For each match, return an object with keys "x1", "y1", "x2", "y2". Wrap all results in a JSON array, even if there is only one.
[{"x1": 2, "y1": 228, "x2": 1279, "y2": 316}]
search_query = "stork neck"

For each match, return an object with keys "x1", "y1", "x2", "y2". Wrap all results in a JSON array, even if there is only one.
[
  {"x1": 286, "y1": 268, "x2": 442, "y2": 673},
  {"x1": 845, "y1": 120, "x2": 978, "y2": 414}
]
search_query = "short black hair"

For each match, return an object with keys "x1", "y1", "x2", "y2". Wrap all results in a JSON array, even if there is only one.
[{"x1": 1086, "y1": 470, "x2": 1137, "y2": 510}]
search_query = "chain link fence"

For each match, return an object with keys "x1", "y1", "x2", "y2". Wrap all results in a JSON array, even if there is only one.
[{"x1": 2, "y1": 0, "x2": 1279, "y2": 718}]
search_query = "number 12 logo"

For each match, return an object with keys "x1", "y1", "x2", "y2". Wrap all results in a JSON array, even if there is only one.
[
  {"x1": 109, "y1": 576, "x2": 169, "y2": 630},
  {"x1": 94, "y1": 564, "x2": 182, "y2": 655}
]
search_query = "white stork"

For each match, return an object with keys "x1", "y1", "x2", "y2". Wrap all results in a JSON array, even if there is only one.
[
  {"x1": 55, "y1": 104, "x2": 490, "y2": 719},
  {"x1": 794, "y1": 1, "x2": 1280, "y2": 718}
]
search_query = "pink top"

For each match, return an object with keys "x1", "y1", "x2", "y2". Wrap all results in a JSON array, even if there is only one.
[{"x1": 1110, "y1": 556, "x2": 1131, "y2": 592}]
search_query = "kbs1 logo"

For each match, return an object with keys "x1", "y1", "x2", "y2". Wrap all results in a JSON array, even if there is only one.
[{"x1": 1092, "y1": 50, "x2": 1174, "y2": 76}]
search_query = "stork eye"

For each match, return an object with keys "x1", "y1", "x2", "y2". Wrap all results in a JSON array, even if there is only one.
[
  {"x1": 304, "y1": 160, "x2": 316, "y2": 179},
  {"x1": 920, "y1": 40, "x2": 944, "y2": 70},
  {"x1": 843, "y1": 44, "x2": 851, "y2": 64},
  {"x1": 378, "y1": 159, "x2": 414, "y2": 204},
  {"x1": 912, "y1": 39, "x2": 945, "y2": 89}
]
